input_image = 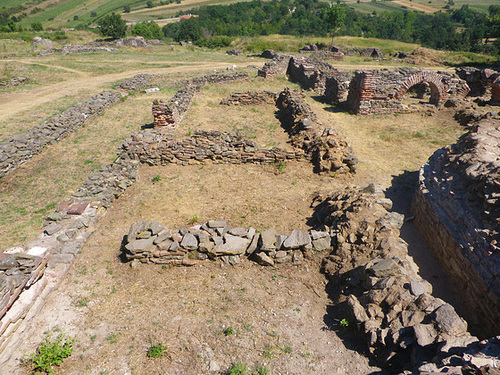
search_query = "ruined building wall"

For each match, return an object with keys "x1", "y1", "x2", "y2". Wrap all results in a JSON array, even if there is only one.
[
  {"x1": 411, "y1": 119, "x2": 500, "y2": 338},
  {"x1": 346, "y1": 68, "x2": 470, "y2": 114}
]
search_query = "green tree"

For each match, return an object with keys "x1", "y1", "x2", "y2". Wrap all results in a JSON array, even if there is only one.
[
  {"x1": 124, "y1": 5, "x2": 131, "y2": 13},
  {"x1": 97, "y1": 13, "x2": 127, "y2": 39},
  {"x1": 146, "y1": 1, "x2": 155, "y2": 8},
  {"x1": 132, "y1": 21, "x2": 163, "y2": 39},
  {"x1": 323, "y1": 4, "x2": 345, "y2": 46}
]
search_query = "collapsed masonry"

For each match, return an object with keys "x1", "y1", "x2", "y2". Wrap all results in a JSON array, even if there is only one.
[
  {"x1": 319, "y1": 186, "x2": 499, "y2": 374},
  {"x1": 411, "y1": 118, "x2": 500, "y2": 338},
  {"x1": 456, "y1": 67, "x2": 500, "y2": 104},
  {"x1": 276, "y1": 88, "x2": 357, "y2": 174},
  {"x1": 219, "y1": 90, "x2": 278, "y2": 106}
]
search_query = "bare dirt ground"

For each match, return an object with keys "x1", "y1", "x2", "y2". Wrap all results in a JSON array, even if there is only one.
[
  {"x1": 392, "y1": 0, "x2": 440, "y2": 13},
  {"x1": 0, "y1": 48, "x2": 470, "y2": 375}
]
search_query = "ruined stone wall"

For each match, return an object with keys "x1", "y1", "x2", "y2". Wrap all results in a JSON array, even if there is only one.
[
  {"x1": 118, "y1": 74, "x2": 169, "y2": 92},
  {"x1": 152, "y1": 84, "x2": 200, "y2": 129},
  {"x1": 121, "y1": 129, "x2": 303, "y2": 166},
  {"x1": 123, "y1": 220, "x2": 332, "y2": 267},
  {"x1": 176, "y1": 72, "x2": 249, "y2": 87},
  {"x1": 257, "y1": 54, "x2": 291, "y2": 78},
  {"x1": 0, "y1": 91, "x2": 121, "y2": 179},
  {"x1": 410, "y1": 118, "x2": 500, "y2": 338},
  {"x1": 346, "y1": 68, "x2": 470, "y2": 114},
  {"x1": 219, "y1": 91, "x2": 277, "y2": 106},
  {"x1": 276, "y1": 88, "x2": 357, "y2": 174}
]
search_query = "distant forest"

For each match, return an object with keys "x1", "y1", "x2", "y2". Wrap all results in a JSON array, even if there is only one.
[
  {"x1": 162, "y1": 0, "x2": 500, "y2": 55},
  {"x1": 1, "y1": 0, "x2": 500, "y2": 55}
]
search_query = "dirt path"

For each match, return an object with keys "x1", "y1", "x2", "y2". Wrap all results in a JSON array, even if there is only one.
[{"x1": 0, "y1": 62, "x2": 237, "y2": 122}]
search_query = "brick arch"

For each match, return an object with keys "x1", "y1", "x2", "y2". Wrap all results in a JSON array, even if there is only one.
[{"x1": 395, "y1": 71, "x2": 448, "y2": 105}]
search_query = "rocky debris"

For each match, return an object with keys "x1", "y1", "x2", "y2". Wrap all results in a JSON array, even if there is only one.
[
  {"x1": 176, "y1": 72, "x2": 249, "y2": 87},
  {"x1": 315, "y1": 185, "x2": 498, "y2": 373},
  {"x1": 346, "y1": 68, "x2": 469, "y2": 114},
  {"x1": 259, "y1": 49, "x2": 279, "y2": 59},
  {"x1": 299, "y1": 44, "x2": 319, "y2": 52},
  {"x1": 226, "y1": 49, "x2": 243, "y2": 56},
  {"x1": 152, "y1": 84, "x2": 200, "y2": 129},
  {"x1": 453, "y1": 107, "x2": 498, "y2": 126},
  {"x1": 411, "y1": 118, "x2": 500, "y2": 338},
  {"x1": 123, "y1": 220, "x2": 330, "y2": 265},
  {"x1": 107, "y1": 36, "x2": 148, "y2": 48},
  {"x1": 220, "y1": 91, "x2": 277, "y2": 106},
  {"x1": 117, "y1": 74, "x2": 169, "y2": 92},
  {"x1": 32, "y1": 36, "x2": 53, "y2": 49},
  {"x1": 0, "y1": 91, "x2": 122, "y2": 179},
  {"x1": 61, "y1": 44, "x2": 117, "y2": 55},
  {"x1": 0, "y1": 76, "x2": 28, "y2": 88},
  {"x1": 298, "y1": 45, "x2": 344, "y2": 60},
  {"x1": 121, "y1": 128, "x2": 304, "y2": 167},
  {"x1": 276, "y1": 88, "x2": 357, "y2": 175},
  {"x1": 258, "y1": 53, "x2": 292, "y2": 78}
]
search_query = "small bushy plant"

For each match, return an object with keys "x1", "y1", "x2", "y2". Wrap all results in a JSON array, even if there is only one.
[{"x1": 27, "y1": 333, "x2": 75, "y2": 374}]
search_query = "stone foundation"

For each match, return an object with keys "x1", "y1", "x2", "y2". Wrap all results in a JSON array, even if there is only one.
[
  {"x1": 123, "y1": 220, "x2": 332, "y2": 267},
  {"x1": 0, "y1": 91, "x2": 121, "y2": 179},
  {"x1": 219, "y1": 91, "x2": 277, "y2": 106}
]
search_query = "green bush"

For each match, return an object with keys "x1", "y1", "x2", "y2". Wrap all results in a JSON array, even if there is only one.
[
  {"x1": 196, "y1": 35, "x2": 233, "y2": 48},
  {"x1": 97, "y1": 13, "x2": 127, "y2": 39},
  {"x1": 27, "y1": 333, "x2": 75, "y2": 374}
]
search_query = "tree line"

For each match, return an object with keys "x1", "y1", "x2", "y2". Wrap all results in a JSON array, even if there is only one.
[{"x1": 161, "y1": 0, "x2": 500, "y2": 55}]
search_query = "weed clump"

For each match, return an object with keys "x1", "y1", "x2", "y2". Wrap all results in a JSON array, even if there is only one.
[
  {"x1": 147, "y1": 343, "x2": 168, "y2": 358},
  {"x1": 26, "y1": 333, "x2": 75, "y2": 374}
]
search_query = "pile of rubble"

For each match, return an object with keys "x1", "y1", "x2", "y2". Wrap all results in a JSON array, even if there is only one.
[
  {"x1": 276, "y1": 88, "x2": 357, "y2": 174},
  {"x1": 319, "y1": 186, "x2": 498, "y2": 374}
]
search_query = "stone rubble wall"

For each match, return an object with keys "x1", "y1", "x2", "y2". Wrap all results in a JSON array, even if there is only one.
[
  {"x1": 319, "y1": 186, "x2": 498, "y2": 374},
  {"x1": 410, "y1": 118, "x2": 500, "y2": 338},
  {"x1": 176, "y1": 72, "x2": 249, "y2": 87},
  {"x1": 152, "y1": 84, "x2": 200, "y2": 129},
  {"x1": 0, "y1": 91, "x2": 122, "y2": 179},
  {"x1": 257, "y1": 54, "x2": 292, "y2": 78},
  {"x1": 123, "y1": 220, "x2": 333, "y2": 267},
  {"x1": 455, "y1": 66, "x2": 500, "y2": 104},
  {"x1": 219, "y1": 91, "x2": 278, "y2": 106},
  {"x1": 121, "y1": 129, "x2": 304, "y2": 166},
  {"x1": 346, "y1": 68, "x2": 470, "y2": 114},
  {"x1": 61, "y1": 44, "x2": 117, "y2": 55},
  {"x1": 276, "y1": 88, "x2": 357, "y2": 174},
  {"x1": 117, "y1": 74, "x2": 170, "y2": 92}
]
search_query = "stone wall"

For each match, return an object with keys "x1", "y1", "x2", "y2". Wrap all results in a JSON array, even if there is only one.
[
  {"x1": 410, "y1": 118, "x2": 500, "y2": 338},
  {"x1": 257, "y1": 54, "x2": 291, "y2": 78},
  {"x1": 276, "y1": 88, "x2": 357, "y2": 174},
  {"x1": 346, "y1": 68, "x2": 470, "y2": 114},
  {"x1": 152, "y1": 84, "x2": 200, "y2": 129},
  {"x1": 0, "y1": 91, "x2": 121, "y2": 179},
  {"x1": 176, "y1": 72, "x2": 249, "y2": 87},
  {"x1": 219, "y1": 91, "x2": 278, "y2": 106},
  {"x1": 117, "y1": 74, "x2": 169, "y2": 92},
  {"x1": 123, "y1": 220, "x2": 333, "y2": 267},
  {"x1": 121, "y1": 129, "x2": 303, "y2": 166}
]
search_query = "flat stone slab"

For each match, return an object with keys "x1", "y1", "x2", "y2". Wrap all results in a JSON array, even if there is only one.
[
  {"x1": 67, "y1": 202, "x2": 89, "y2": 215},
  {"x1": 180, "y1": 233, "x2": 198, "y2": 250},
  {"x1": 283, "y1": 230, "x2": 311, "y2": 249},
  {"x1": 125, "y1": 237, "x2": 155, "y2": 254}
]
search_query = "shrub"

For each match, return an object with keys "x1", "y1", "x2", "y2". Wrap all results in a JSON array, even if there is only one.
[
  {"x1": 31, "y1": 22, "x2": 43, "y2": 31},
  {"x1": 27, "y1": 333, "x2": 75, "y2": 374},
  {"x1": 195, "y1": 35, "x2": 233, "y2": 48},
  {"x1": 132, "y1": 21, "x2": 163, "y2": 39}
]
